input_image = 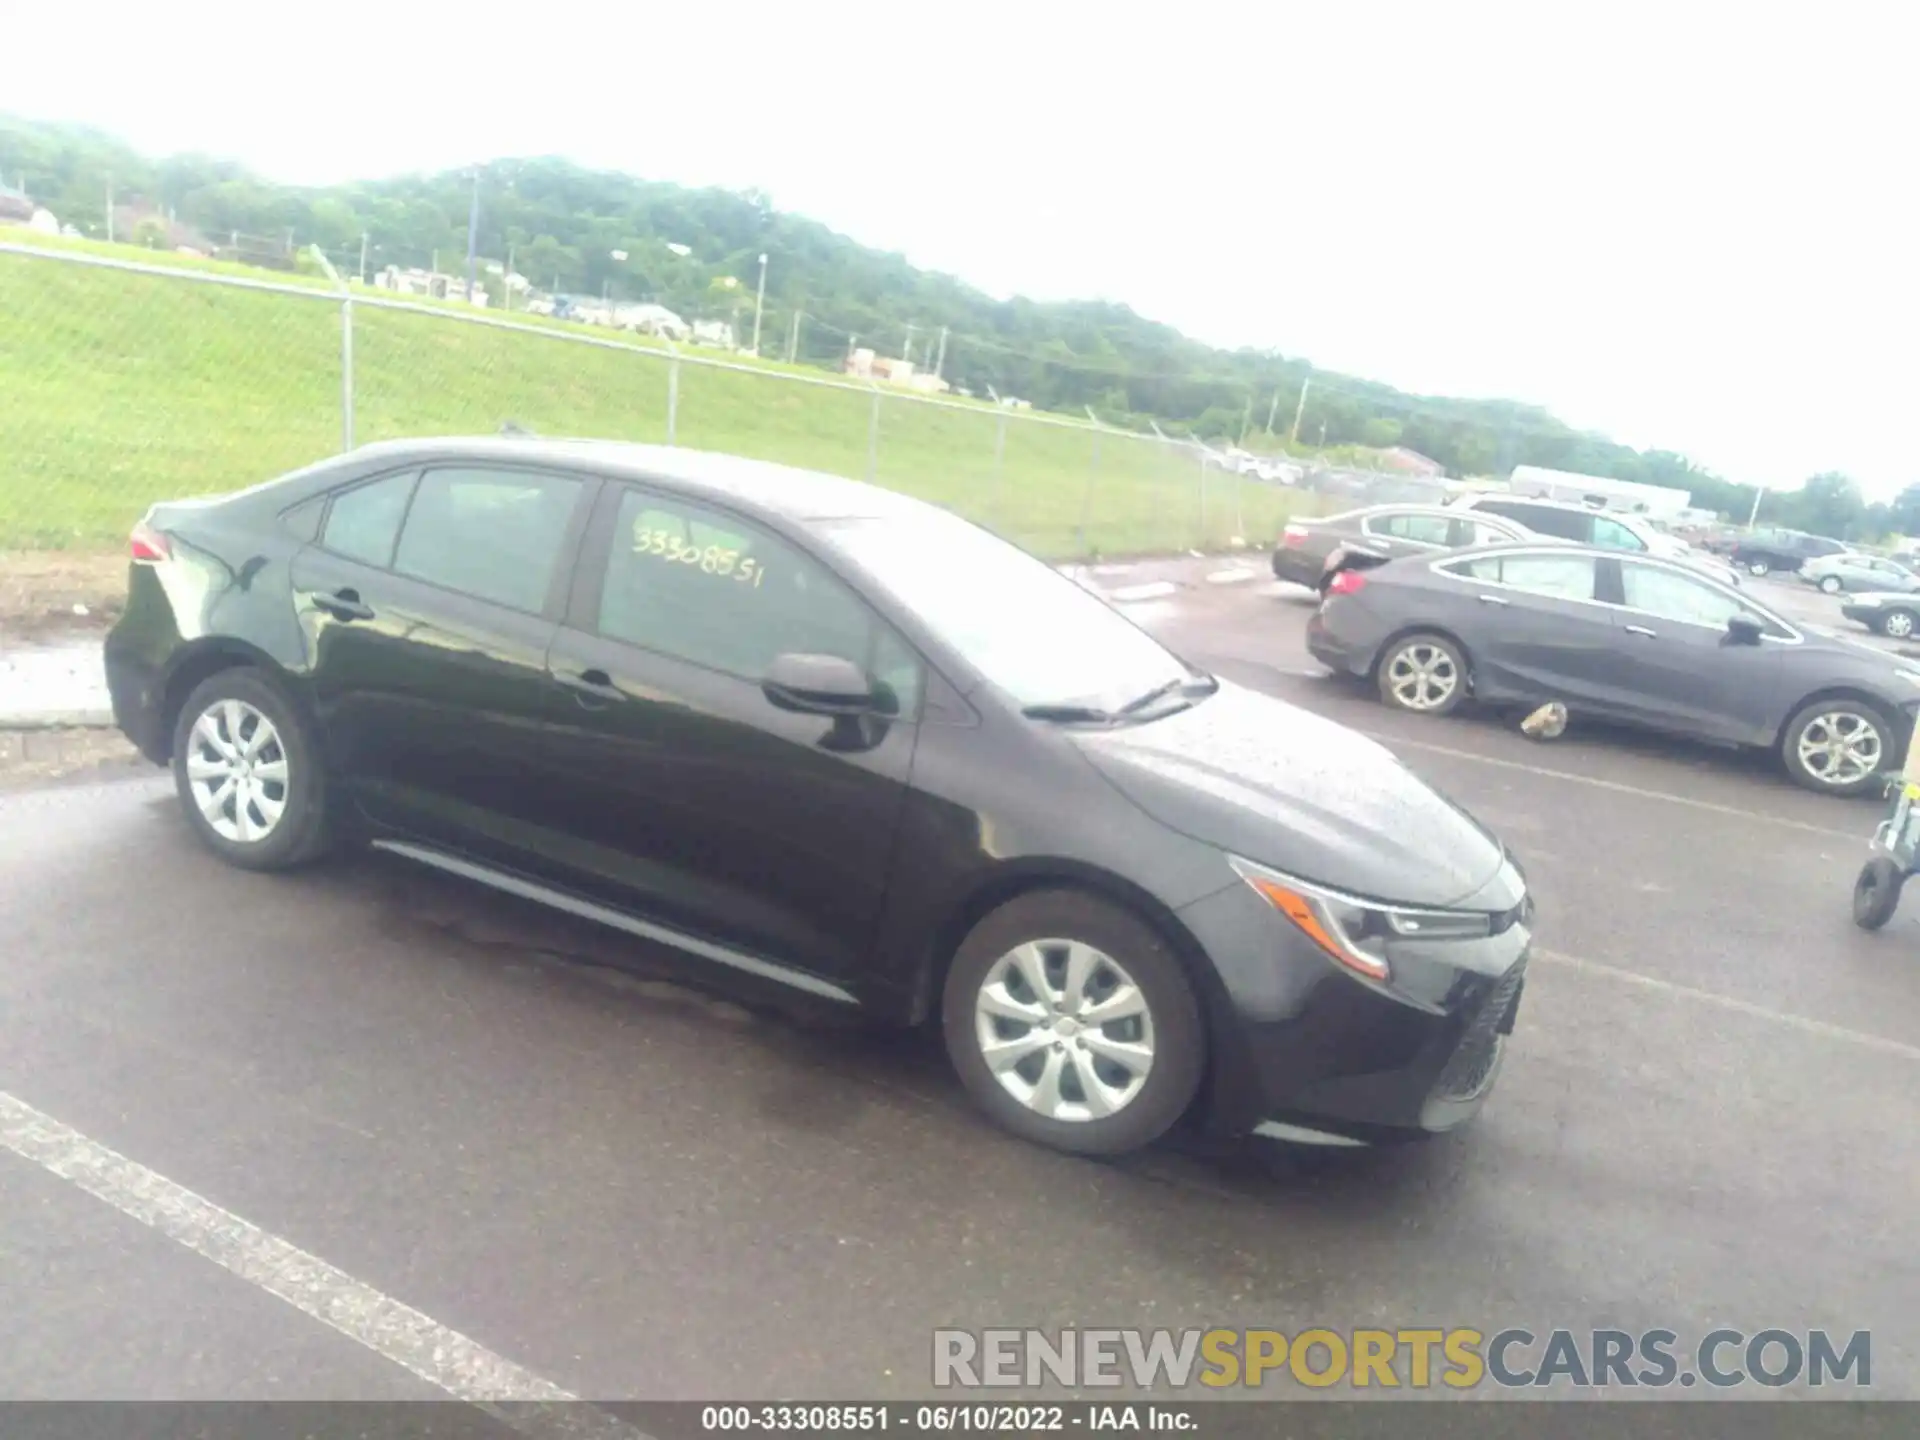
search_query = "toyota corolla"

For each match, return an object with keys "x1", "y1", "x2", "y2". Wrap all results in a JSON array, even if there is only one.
[{"x1": 106, "y1": 437, "x2": 1532, "y2": 1157}]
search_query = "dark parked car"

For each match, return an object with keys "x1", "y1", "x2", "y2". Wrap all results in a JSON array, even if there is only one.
[
  {"x1": 1307, "y1": 541, "x2": 1920, "y2": 797},
  {"x1": 1841, "y1": 592, "x2": 1920, "y2": 640},
  {"x1": 106, "y1": 438, "x2": 1533, "y2": 1158},
  {"x1": 1729, "y1": 528, "x2": 1850, "y2": 578},
  {"x1": 1272, "y1": 504, "x2": 1528, "y2": 590}
]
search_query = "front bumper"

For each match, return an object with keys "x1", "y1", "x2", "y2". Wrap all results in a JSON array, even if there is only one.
[{"x1": 1178, "y1": 874, "x2": 1532, "y2": 1145}]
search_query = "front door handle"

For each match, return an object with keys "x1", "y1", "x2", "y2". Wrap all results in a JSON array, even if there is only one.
[
  {"x1": 557, "y1": 667, "x2": 625, "y2": 703},
  {"x1": 1477, "y1": 593, "x2": 1510, "y2": 606},
  {"x1": 313, "y1": 588, "x2": 375, "y2": 622},
  {"x1": 1625, "y1": 624, "x2": 1657, "y2": 637}
]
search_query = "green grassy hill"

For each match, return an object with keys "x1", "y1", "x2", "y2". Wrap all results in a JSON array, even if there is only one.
[{"x1": 0, "y1": 241, "x2": 1314, "y2": 560}]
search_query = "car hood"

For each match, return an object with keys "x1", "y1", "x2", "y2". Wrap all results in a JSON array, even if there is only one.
[{"x1": 1070, "y1": 681, "x2": 1513, "y2": 908}]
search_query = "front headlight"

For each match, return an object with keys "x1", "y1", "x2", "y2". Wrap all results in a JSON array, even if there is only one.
[{"x1": 1228, "y1": 855, "x2": 1491, "y2": 983}]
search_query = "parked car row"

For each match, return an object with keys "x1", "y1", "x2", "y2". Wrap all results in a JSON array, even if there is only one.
[{"x1": 1276, "y1": 505, "x2": 1920, "y2": 798}]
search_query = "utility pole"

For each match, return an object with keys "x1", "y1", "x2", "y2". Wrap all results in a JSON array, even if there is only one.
[
  {"x1": 787, "y1": 309, "x2": 802, "y2": 364},
  {"x1": 751, "y1": 252, "x2": 768, "y2": 356},
  {"x1": 933, "y1": 325, "x2": 949, "y2": 380},
  {"x1": 358, "y1": 232, "x2": 369, "y2": 284},
  {"x1": 1265, "y1": 388, "x2": 1281, "y2": 434},
  {"x1": 105, "y1": 175, "x2": 114, "y2": 243},
  {"x1": 1289, "y1": 374, "x2": 1312, "y2": 446},
  {"x1": 464, "y1": 167, "x2": 481, "y2": 303},
  {"x1": 902, "y1": 322, "x2": 917, "y2": 364},
  {"x1": 505, "y1": 242, "x2": 515, "y2": 310},
  {"x1": 1746, "y1": 485, "x2": 1765, "y2": 530},
  {"x1": 1238, "y1": 396, "x2": 1254, "y2": 448}
]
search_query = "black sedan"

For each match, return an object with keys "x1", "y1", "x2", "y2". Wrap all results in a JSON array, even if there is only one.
[
  {"x1": 1307, "y1": 540, "x2": 1920, "y2": 797},
  {"x1": 105, "y1": 437, "x2": 1532, "y2": 1158}
]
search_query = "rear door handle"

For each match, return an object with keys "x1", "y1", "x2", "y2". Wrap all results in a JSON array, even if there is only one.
[
  {"x1": 557, "y1": 667, "x2": 624, "y2": 702},
  {"x1": 1625, "y1": 624, "x2": 1657, "y2": 637},
  {"x1": 313, "y1": 588, "x2": 375, "y2": 622},
  {"x1": 1477, "y1": 593, "x2": 1510, "y2": 606}
]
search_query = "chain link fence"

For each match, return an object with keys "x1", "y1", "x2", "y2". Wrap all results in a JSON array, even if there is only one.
[{"x1": 0, "y1": 239, "x2": 1396, "y2": 570}]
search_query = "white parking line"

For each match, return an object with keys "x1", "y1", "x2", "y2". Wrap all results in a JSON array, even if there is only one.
[
  {"x1": 1363, "y1": 732, "x2": 1862, "y2": 841},
  {"x1": 1109, "y1": 581, "x2": 1180, "y2": 603},
  {"x1": 0, "y1": 1089, "x2": 641, "y2": 1437},
  {"x1": 1535, "y1": 950, "x2": 1920, "y2": 1064},
  {"x1": 1205, "y1": 567, "x2": 1259, "y2": 586}
]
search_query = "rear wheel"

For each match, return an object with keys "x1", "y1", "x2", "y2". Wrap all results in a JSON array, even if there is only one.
[
  {"x1": 1853, "y1": 857, "x2": 1905, "y2": 930},
  {"x1": 1819, "y1": 575, "x2": 1844, "y2": 595},
  {"x1": 1880, "y1": 609, "x2": 1917, "y2": 639},
  {"x1": 1780, "y1": 698, "x2": 1897, "y2": 798},
  {"x1": 171, "y1": 668, "x2": 332, "y2": 871},
  {"x1": 942, "y1": 890, "x2": 1205, "y2": 1157},
  {"x1": 1376, "y1": 633, "x2": 1467, "y2": 716},
  {"x1": 1746, "y1": 558, "x2": 1772, "y2": 577}
]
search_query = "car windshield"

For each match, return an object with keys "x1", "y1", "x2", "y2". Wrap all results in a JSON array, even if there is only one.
[{"x1": 820, "y1": 512, "x2": 1195, "y2": 714}]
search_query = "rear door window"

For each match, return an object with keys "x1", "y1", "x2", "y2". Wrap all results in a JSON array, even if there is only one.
[
  {"x1": 322, "y1": 471, "x2": 418, "y2": 568},
  {"x1": 1450, "y1": 552, "x2": 1598, "y2": 600},
  {"x1": 1365, "y1": 512, "x2": 1453, "y2": 545},
  {"x1": 391, "y1": 466, "x2": 586, "y2": 613},
  {"x1": 1589, "y1": 515, "x2": 1647, "y2": 552}
]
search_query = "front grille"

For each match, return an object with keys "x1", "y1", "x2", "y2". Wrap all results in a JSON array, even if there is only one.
[{"x1": 1433, "y1": 957, "x2": 1527, "y2": 1102}]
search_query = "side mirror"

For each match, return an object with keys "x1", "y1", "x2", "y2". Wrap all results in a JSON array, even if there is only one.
[
  {"x1": 762, "y1": 652, "x2": 874, "y2": 716},
  {"x1": 1725, "y1": 614, "x2": 1765, "y2": 646}
]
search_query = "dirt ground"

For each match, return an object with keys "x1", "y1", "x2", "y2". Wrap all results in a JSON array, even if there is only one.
[{"x1": 0, "y1": 551, "x2": 126, "y2": 640}]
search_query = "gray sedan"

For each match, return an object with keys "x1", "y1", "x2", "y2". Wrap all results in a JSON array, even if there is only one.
[
  {"x1": 1305, "y1": 541, "x2": 1920, "y2": 797},
  {"x1": 1800, "y1": 551, "x2": 1920, "y2": 596},
  {"x1": 1271, "y1": 504, "x2": 1529, "y2": 590}
]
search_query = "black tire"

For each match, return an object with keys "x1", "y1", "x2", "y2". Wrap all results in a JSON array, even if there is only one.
[
  {"x1": 1375, "y1": 632, "x2": 1468, "y2": 716},
  {"x1": 1853, "y1": 857, "x2": 1904, "y2": 930},
  {"x1": 1779, "y1": 697, "x2": 1899, "y2": 799},
  {"x1": 1746, "y1": 558, "x2": 1772, "y2": 577},
  {"x1": 1879, "y1": 609, "x2": 1917, "y2": 640},
  {"x1": 1819, "y1": 575, "x2": 1843, "y2": 595},
  {"x1": 171, "y1": 668, "x2": 332, "y2": 871},
  {"x1": 942, "y1": 890, "x2": 1206, "y2": 1157}
]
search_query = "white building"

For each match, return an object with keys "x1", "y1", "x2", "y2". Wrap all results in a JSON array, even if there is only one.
[{"x1": 1507, "y1": 464, "x2": 1689, "y2": 518}]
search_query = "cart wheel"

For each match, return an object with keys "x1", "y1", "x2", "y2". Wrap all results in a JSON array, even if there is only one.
[{"x1": 1852, "y1": 857, "x2": 1905, "y2": 931}]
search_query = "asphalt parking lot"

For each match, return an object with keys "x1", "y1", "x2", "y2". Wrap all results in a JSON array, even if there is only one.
[{"x1": 2, "y1": 554, "x2": 1918, "y2": 1407}]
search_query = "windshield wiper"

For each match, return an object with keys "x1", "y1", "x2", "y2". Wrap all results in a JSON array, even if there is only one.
[
  {"x1": 1021, "y1": 702, "x2": 1117, "y2": 724},
  {"x1": 1117, "y1": 672, "x2": 1218, "y2": 717}
]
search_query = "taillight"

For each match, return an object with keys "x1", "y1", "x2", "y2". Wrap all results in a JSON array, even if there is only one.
[
  {"x1": 129, "y1": 521, "x2": 171, "y2": 563},
  {"x1": 1327, "y1": 569, "x2": 1368, "y2": 596},
  {"x1": 1281, "y1": 524, "x2": 1309, "y2": 548}
]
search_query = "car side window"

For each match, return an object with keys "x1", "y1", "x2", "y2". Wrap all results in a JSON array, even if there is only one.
[
  {"x1": 1450, "y1": 552, "x2": 1597, "y2": 600},
  {"x1": 1619, "y1": 563, "x2": 1764, "y2": 629},
  {"x1": 322, "y1": 471, "x2": 417, "y2": 568},
  {"x1": 1367, "y1": 512, "x2": 1452, "y2": 545},
  {"x1": 1590, "y1": 516, "x2": 1646, "y2": 552},
  {"x1": 391, "y1": 466, "x2": 585, "y2": 613},
  {"x1": 1480, "y1": 502, "x2": 1587, "y2": 542},
  {"x1": 598, "y1": 488, "x2": 923, "y2": 717}
]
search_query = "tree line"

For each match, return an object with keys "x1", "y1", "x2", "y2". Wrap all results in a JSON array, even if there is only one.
[{"x1": 4, "y1": 115, "x2": 1907, "y2": 540}]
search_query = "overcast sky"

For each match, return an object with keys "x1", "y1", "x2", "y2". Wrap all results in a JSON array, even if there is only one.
[{"x1": 9, "y1": 2, "x2": 1914, "y2": 496}]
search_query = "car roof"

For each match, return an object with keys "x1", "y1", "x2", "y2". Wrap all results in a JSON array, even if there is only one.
[
  {"x1": 322, "y1": 436, "x2": 933, "y2": 524},
  {"x1": 1459, "y1": 493, "x2": 1644, "y2": 520}
]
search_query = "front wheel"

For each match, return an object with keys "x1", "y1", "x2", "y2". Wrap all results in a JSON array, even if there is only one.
[
  {"x1": 1819, "y1": 575, "x2": 1844, "y2": 595},
  {"x1": 171, "y1": 668, "x2": 333, "y2": 871},
  {"x1": 942, "y1": 890, "x2": 1205, "y2": 1157},
  {"x1": 1780, "y1": 699, "x2": 1896, "y2": 798},
  {"x1": 1853, "y1": 857, "x2": 1905, "y2": 930},
  {"x1": 1880, "y1": 609, "x2": 1917, "y2": 640}
]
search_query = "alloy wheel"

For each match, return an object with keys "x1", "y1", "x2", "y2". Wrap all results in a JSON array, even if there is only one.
[
  {"x1": 1886, "y1": 612, "x2": 1915, "y2": 639},
  {"x1": 1820, "y1": 576, "x2": 1843, "y2": 594},
  {"x1": 973, "y1": 940, "x2": 1155, "y2": 1122},
  {"x1": 185, "y1": 699, "x2": 290, "y2": 843},
  {"x1": 1385, "y1": 644, "x2": 1459, "y2": 710},
  {"x1": 1748, "y1": 560, "x2": 1770, "y2": 577},
  {"x1": 1795, "y1": 710, "x2": 1884, "y2": 789}
]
